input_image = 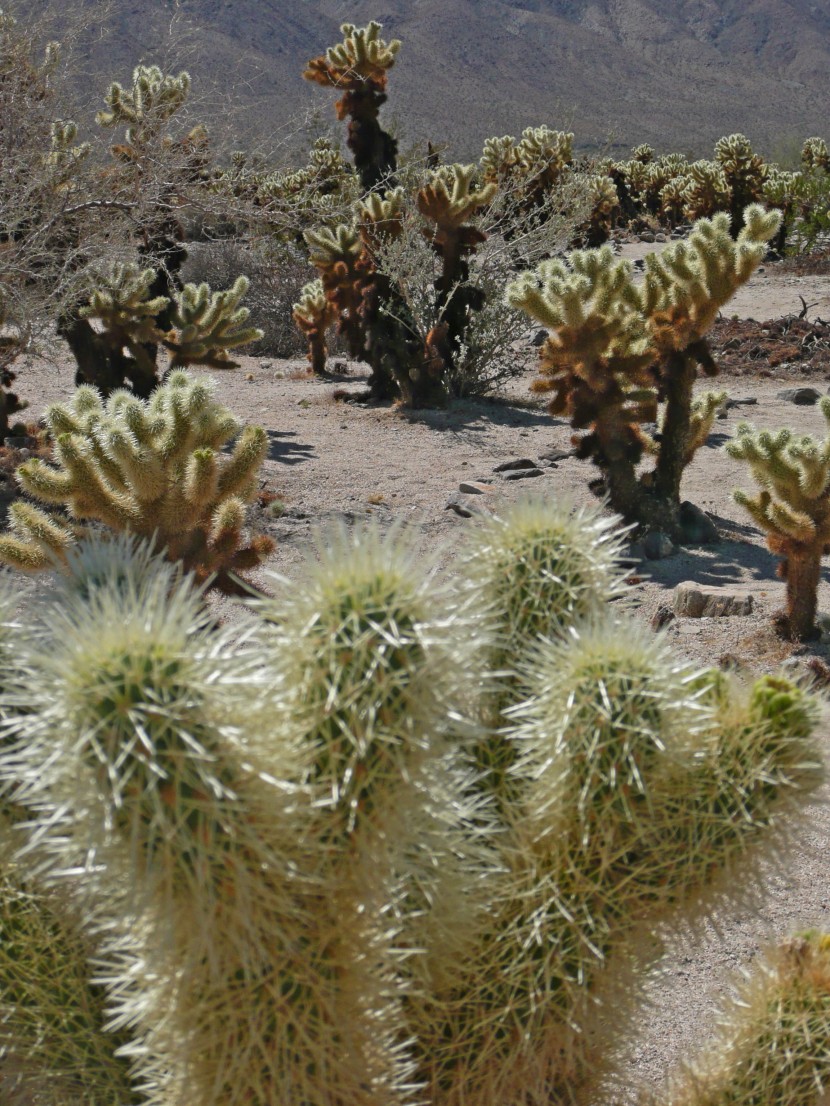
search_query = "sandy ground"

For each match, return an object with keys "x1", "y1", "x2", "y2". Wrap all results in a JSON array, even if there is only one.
[{"x1": 10, "y1": 251, "x2": 830, "y2": 1099}]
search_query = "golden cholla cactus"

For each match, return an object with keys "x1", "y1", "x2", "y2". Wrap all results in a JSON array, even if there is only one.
[
  {"x1": 417, "y1": 163, "x2": 497, "y2": 238},
  {"x1": 682, "y1": 159, "x2": 731, "y2": 220},
  {"x1": 508, "y1": 206, "x2": 779, "y2": 535},
  {"x1": 164, "y1": 275, "x2": 263, "y2": 369},
  {"x1": 97, "y1": 64, "x2": 191, "y2": 138},
  {"x1": 479, "y1": 134, "x2": 519, "y2": 183},
  {"x1": 0, "y1": 371, "x2": 272, "y2": 590},
  {"x1": 726, "y1": 398, "x2": 830, "y2": 640},
  {"x1": 515, "y1": 126, "x2": 573, "y2": 191},
  {"x1": 304, "y1": 223, "x2": 368, "y2": 359},
  {"x1": 303, "y1": 21, "x2": 401, "y2": 88},
  {"x1": 356, "y1": 185, "x2": 405, "y2": 245},
  {"x1": 578, "y1": 171, "x2": 620, "y2": 245},
  {"x1": 631, "y1": 142, "x2": 655, "y2": 164},
  {"x1": 802, "y1": 136, "x2": 830, "y2": 172},
  {"x1": 714, "y1": 133, "x2": 769, "y2": 234},
  {"x1": 643, "y1": 205, "x2": 779, "y2": 354},
  {"x1": 506, "y1": 245, "x2": 657, "y2": 520},
  {"x1": 304, "y1": 22, "x2": 401, "y2": 191},
  {"x1": 292, "y1": 278, "x2": 338, "y2": 375}
]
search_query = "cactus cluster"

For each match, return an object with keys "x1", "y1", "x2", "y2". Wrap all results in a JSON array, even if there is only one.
[
  {"x1": 0, "y1": 370, "x2": 272, "y2": 590},
  {"x1": 507, "y1": 204, "x2": 780, "y2": 536},
  {"x1": 0, "y1": 499, "x2": 826, "y2": 1105}
]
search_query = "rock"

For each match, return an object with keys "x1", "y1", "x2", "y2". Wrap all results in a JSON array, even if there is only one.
[
  {"x1": 640, "y1": 231, "x2": 656, "y2": 243},
  {"x1": 650, "y1": 604, "x2": 676, "y2": 631},
  {"x1": 458, "y1": 481, "x2": 491, "y2": 494},
  {"x1": 654, "y1": 233, "x2": 667, "y2": 243},
  {"x1": 531, "y1": 329, "x2": 548, "y2": 347},
  {"x1": 643, "y1": 531, "x2": 675, "y2": 559},
  {"x1": 679, "y1": 501, "x2": 719, "y2": 545},
  {"x1": 503, "y1": 467, "x2": 545, "y2": 481},
  {"x1": 4, "y1": 436, "x2": 36, "y2": 450},
  {"x1": 722, "y1": 337, "x2": 742, "y2": 351},
  {"x1": 724, "y1": 396, "x2": 758, "y2": 408},
  {"x1": 672, "y1": 582, "x2": 755, "y2": 618},
  {"x1": 619, "y1": 542, "x2": 645, "y2": 566},
  {"x1": 445, "y1": 493, "x2": 492, "y2": 518},
  {"x1": 492, "y1": 458, "x2": 538, "y2": 473},
  {"x1": 632, "y1": 258, "x2": 646, "y2": 271},
  {"x1": 280, "y1": 506, "x2": 310, "y2": 520},
  {"x1": 538, "y1": 447, "x2": 575, "y2": 463},
  {"x1": 777, "y1": 386, "x2": 821, "y2": 405}
]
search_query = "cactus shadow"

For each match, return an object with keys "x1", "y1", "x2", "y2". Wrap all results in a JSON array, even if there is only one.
[
  {"x1": 402, "y1": 396, "x2": 555, "y2": 436},
  {"x1": 264, "y1": 430, "x2": 316, "y2": 465},
  {"x1": 640, "y1": 533, "x2": 783, "y2": 591}
]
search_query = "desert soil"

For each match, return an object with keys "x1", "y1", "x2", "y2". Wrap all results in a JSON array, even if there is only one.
[{"x1": 10, "y1": 250, "x2": 830, "y2": 1099}]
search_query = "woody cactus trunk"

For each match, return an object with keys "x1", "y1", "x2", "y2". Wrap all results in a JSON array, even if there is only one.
[
  {"x1": 507, "y1": 204, "x2": 781, "y2": 539},
  {"x1": 304, "y1": 22, "x2": 399, "y2": 193},
  {"x1": 0, "y1": 500, "x2": 828, "y2": 1105}
]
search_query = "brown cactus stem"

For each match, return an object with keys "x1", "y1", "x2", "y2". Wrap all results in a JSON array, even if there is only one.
[
  {"x1": 780, "y1": 549, "x2": 822, "y2": 642},
  {"x1": 652, "y1": 349, "x2": 698, "y2": 506},
  {"x1": 340, "y1": 86, "x2": 397, "y2": 193}
]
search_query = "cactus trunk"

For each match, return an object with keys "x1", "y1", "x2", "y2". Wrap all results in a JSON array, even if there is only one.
[
  {"x1": 653, "y1": 350, "x2": 697, "y2": 508},
  {"x1": 782, "y1": 548, "x2": 822, "y2": 641}
]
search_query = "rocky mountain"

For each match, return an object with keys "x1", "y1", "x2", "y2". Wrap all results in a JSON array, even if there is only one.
[{"x1": 38, "y1": 0, "x2": 830, "y2": 162}]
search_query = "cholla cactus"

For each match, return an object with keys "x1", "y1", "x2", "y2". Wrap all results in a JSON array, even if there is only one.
[
  {"x1": 802, "y1": 136, "x2": 830, "y2": 172},
  {"x1": 577, "y1": 171, "x2": 620, "y2": 245},
  {"x1": 97, "y1": 65, "x2": 191, "y2": 142},
  {"x1": 0, "y1": 511, "x2": 827, "y2": 1106},
  {"x1": 658, "y1": 932, "x2": 830, "y2": 1105},
  {"x1": 714, "y1": 133, "x2": 769, "y2": 235},
  {"x1": 480, "y1": 134, "x2": 519, "y2": 183},
  {"x1": 507, "y1": 206, "x2": 780, "y2": 535},
  {"x1": 0, "y1": 371, "x2": 272, "y2": 591},
  {"x1": 164, "y1": 276, "x2": 263, "y2": 369},
  {"x1": 292, "y1": 278, "x2": 338, "y2": 375},
  {"x1": 642, "y1": 388, "x2": 727, "y2": 469},
  {"x1": 726, "y1": 398, "x2": 830, "y2": 640},
  {"x1": 74, "y1": 266, "x2": 262, "y2": 394},
  {"x1": 683, "y1": 159, "x2": 731, "y2": 221},
  {"x1": 304, "y1": 22, "x2": 401, "y2": 191}
]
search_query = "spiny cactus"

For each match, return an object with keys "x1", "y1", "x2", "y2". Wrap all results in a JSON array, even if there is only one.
[
  {"x1": 0, "y1": 511, "x2": 826, "y2": 1106},
  {"x1": 726, "y1": 397, "x2": 830, "y2": 640},
  {"x1": 454, "y1": 495, "x2": 631, "y2": 798},
  {"x1": 714, "y1": 133, "x2": 769, "y2": 236},
  {"x1": 164, "y1": 275, "x2": 262, "y2": 369},
  {"x1": 292, "y1": 278, "x2": 338, "y2": 375},
  {"x1": 657, "y1": 932, "x2": 830, "y2": 1105},
  {"x1": 507, "y1": 205, "x2": 781, "y2": 537},
  {"x1": 304, "y1": 21, "x2": 400, "y2": 191},
  {"x1": 683, "y1": 159, "x2": 731, "y2": 221},
  {"x1": 72, "y1": 265, "x2": 262, "y2": 394},
  {"x1": 0, "y1": 371, "x2": 272, "y2": 591},
  {"x1": 802, "y1": 136, "x2": 830, "y2": 173}
]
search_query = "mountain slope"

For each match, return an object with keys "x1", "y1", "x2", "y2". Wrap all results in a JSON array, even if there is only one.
[{"x1": 40, "y1": 0, "x2": 830, "y2": 161}]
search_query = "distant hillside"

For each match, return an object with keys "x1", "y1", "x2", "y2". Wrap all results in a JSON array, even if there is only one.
[{"x1": 30, "y1": 0, "x2": 830, "y2": 163}]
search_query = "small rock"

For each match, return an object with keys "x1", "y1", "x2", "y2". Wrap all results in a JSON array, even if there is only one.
[
  {"x1": 679, "y1": 501, "x2": 719, "y2": 545},
  {"x1": 619, "y1": 542, "x2": 645, "y2": 566},
  {"x1": 724, "y1": 396, "x2": 758, "y2": 408},
  {"x1": 632, "y1": 258, "x2": 646, "y2": 271},
  {"x1": 538, "y1": 448, "x2": 575, "y2": 463},
  {"x1": 280, "y1": 506, "x2": 310, "y2": 520},
  {"x1": 654, "y1": 233, "x2": 667, "y2": 243},
  {"x1": 259, "y1": 361, "x2": 273, "y2": 370},
  {"x1": 445, "y1": 493, "x2": 492, "y2": 518},
  {"x1": 722, "y1": 337, "x2": 742, "y2": 352},
  {"x1": 503, "y1": 467, "x2": 545, "y2": 481},
  {"x1": 778, "y1": 386, "x2": 821, "y2": 405},
  {"x1": 4, "y1": 436, "x2": 36, "y2": 450},
  {"x1": 334, "y1": 361, "x2": 347, "y2": 372},
  {"x1": 643, "y1": 531, "x2": 675, "y2": 559},
  {"x1": 640, "y1": 231, "x2": 655, "y2": 243},
  {"x1": 531, "y1": 329, "x2": 548, "y2": 347},
  {"x1": 672, "y1": 582, "x2": 755, "y2": 618},
  {"x1": 493, "y1": 458, "x2": 538, "y2": 473},
  {"x1": 650, "y1": 604, "x2": 675, "y2": 630},
  {"x1": 458, "y1": 481, "x2": 491, "y2": 494}
]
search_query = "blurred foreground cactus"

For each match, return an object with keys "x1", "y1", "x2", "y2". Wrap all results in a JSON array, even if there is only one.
[
  {"x1": 0, "y1": 497, "x2": 827, "y2": 1104},
  {"x1": 0, "y1": 370, "x2": 272, "y2": 591},
  {"x1": 726, "y1": 398, "x2": 830, "y2": 640}
]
